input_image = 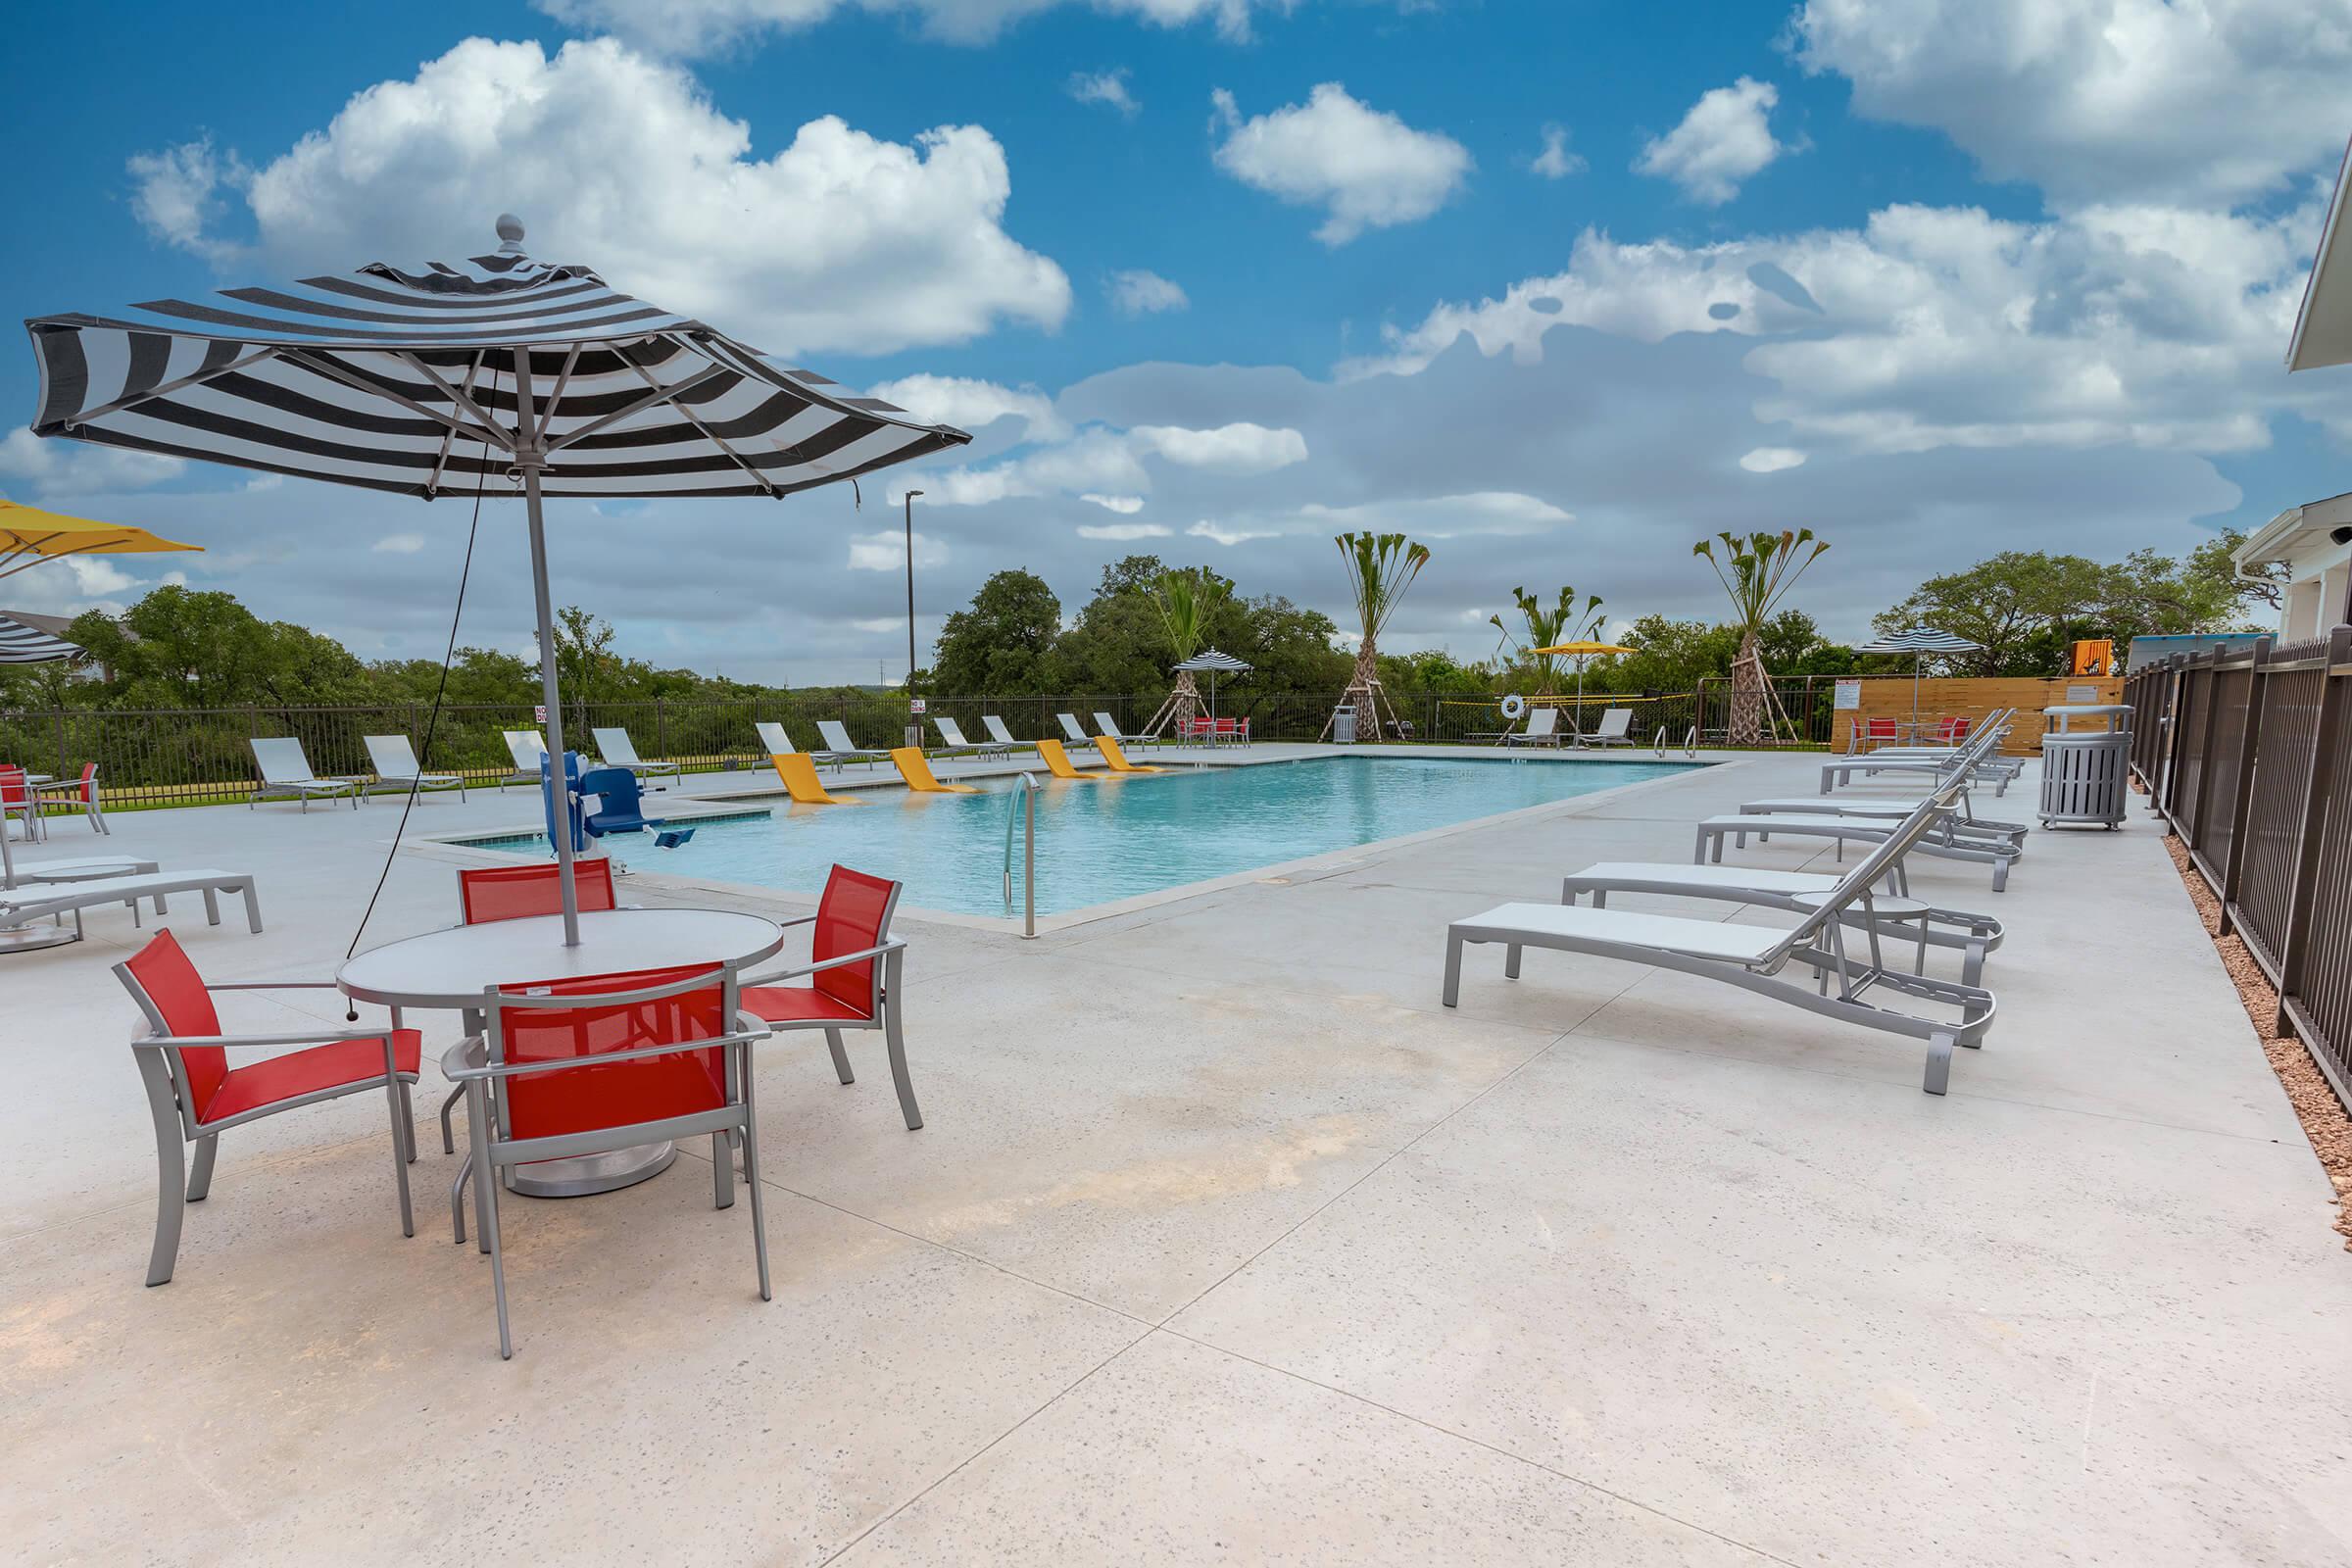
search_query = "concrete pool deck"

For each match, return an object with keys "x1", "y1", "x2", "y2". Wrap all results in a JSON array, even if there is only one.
[{"x1": 3, "y1": 743, "x2": 2347, "y2": 1564}]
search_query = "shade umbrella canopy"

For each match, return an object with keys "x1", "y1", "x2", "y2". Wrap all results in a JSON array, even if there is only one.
[
  {"x1": 25, "y1": 216, "x2": 970, "y2": 942},
  {"x1": 1526, "y1": 640, "x2": 1633, "y2": 738},
  {"x1": 1173, "y1": 648, "x2": 1251, "y2": 726},
  {"x1": 1856, "y1": 627, "x2": 1984, "y2": 727},
  {"x1": 0, "y1": 612, "x2": 82, "y2": 664},
  {"x1": 0, "y1": 499, "x2": 200, "y2": 582}
]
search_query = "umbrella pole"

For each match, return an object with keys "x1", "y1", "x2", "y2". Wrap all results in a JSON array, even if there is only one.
[
  {"x1": 521, "y1": 463, "x2": 582, "y2": 947},
  {"x1": 1912, "y1": 656, "x2": 1923, "y2": 731}
]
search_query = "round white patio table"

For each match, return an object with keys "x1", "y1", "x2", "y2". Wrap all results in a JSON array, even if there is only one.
[{"x1": 337, "y1": 907, "x2": 784, "y2": 1197}]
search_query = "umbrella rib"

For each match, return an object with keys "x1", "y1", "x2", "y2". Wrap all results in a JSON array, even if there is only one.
[
  {"x1": 614, "y1": 346, "x2": 777, "y2": 496},
  {"x1": 534, "y1": 344, "x2": 583, "y2": 446},
  {"x1": 288, "y1": 350, "x2": 513, "y2": 453},
  {"x1": 388, "y1": 353, "x2": 519, "y2": 451},
  {"x1": 425, "y1": 352, "x2": 488, "y2": 498},
  {"x1": 0, "y1": 538, "x2": 115, "y2": 582},
  {"x1": 60, "y1": 345, "x2": 280, "y2": 427},
  {"x1": 540, "y1": 361, "x2": 733, "y2": 455}
]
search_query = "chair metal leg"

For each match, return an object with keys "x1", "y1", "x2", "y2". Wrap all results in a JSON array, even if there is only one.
[
  {"x1": 711, "y1": 1132, "x2": 734, "y2": 1209},
  {"x1": 395, "y1": 1079, "x2": 416, "y2": 1163},
  {"x1": 385, "y1": 1084, "x2": 414, "y2": 1238},
  {"x1": 466, "y1": 1084, "x2": 513, "y2": 1358},
  {"x1": 883, "y1": 1001, "x2": 923, "y2": 1131},
  {"x1": 451, "y1": 1153, "x2": 471, "y2": 1246},
  {"x1": 740, "y1": 1054, "x2": 772, "y2": 1302},
  {"x1": 138, "y1": 1058, "x2": 187, "y2": 1287},
  {"x1": 1503, "y1": 943, "x2": 1522, "y2": 980},
  {"x1": 823, "y1": 1028, "x2": 854, "y2": 1085},
  {"x1": 185, "y1": 1135, "x2": 218, "y2": 1201},
  {"x1": 439, "y1": 1085, "x2": 462, "y2": 1155},
  {"x1": 1923, "y1": 1031, "x2": 1955, "y2": 1096}
]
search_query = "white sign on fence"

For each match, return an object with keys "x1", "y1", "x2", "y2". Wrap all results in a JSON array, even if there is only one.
[
  {"x1": 533, "y1": 705, "x2": 546, "y2": 723},
  {"x1": 1833, "y1": 679, "x2": 1861, "y2": 710},
  {"x1": 2066, "y1": 685, "x2": 2100, "y2": 704},
  {"x1": 909, "y1": 698, "x2": 927, "y2": 714}
]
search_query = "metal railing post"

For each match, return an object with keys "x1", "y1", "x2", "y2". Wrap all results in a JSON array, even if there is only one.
[
  {"x1": 2272, "y1": 625, "x2": 2352, "y2": 1036},
  {"x1": 2214, "y1": 637, "x2": 2273, "y2": 937}
]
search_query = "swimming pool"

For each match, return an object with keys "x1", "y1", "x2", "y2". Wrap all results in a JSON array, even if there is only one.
[{"x1": 458, "y1": 755, "x2": 1698, "y2": 918}]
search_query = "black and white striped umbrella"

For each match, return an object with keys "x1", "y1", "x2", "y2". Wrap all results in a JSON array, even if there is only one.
[
  {"x1": 0, "y1": 612, "x2": 80, "y2": 664},
  {"x1": 1857, "y1": 627, "x2": 1984, "y2": 724},
  {"x1": 1172, "y1": 648, "x2": 1250, "y2": 726},
  {"x1": 22, "y1": 216, "x2": 970, "y2": 944}
]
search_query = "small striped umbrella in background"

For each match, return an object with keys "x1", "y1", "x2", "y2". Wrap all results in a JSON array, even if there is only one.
[
  {"x1": 1173, "y1": 648, "x2": 1252, "y2": 728},
  {"x1": 24, "y1": 215, "x2": 971, "y2": 943},
  {"x1": 1855, "y1": 626, "x2": 1984, "y2": 727},
  {"x1": 0, "y1": 612, "x2": 82, "y2": 664}
]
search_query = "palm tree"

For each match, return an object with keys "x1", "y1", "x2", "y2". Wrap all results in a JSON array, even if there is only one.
[
  {"x1": 1328, "y1": 531, "x2": 1432, "y2": 740},
  {"x1": 1691, "y1": 528, "x2": 1829, "y2": 745},
  {"x1": 1148, "y1": 567, "x2": 1226, "y2": 735},
  {"x1": 1491, "y1": 585, "x2": 1604, "y2": 696}
]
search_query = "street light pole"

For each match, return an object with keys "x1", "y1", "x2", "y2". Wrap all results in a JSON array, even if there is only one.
[{"x1": 903, "y1": 489, "x2": 924, "y2": 750}]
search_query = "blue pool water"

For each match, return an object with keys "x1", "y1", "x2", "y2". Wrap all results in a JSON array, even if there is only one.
[{"x1": 462, "y1": 755, "x2": 1697, "y2": 918}]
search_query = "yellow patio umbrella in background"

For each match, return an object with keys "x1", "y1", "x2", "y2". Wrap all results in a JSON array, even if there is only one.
[
  {"x1": 0, "y1": 499, "x2": 201, "y2": 583},
  {"x1": 1527, "y1": 638, "x2": 1635, "y2": 742}
]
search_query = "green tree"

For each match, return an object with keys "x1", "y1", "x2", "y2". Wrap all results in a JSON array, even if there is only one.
[
  {"x1": 1692, "y1": 527, "x2": 1830, "y2": 743},
  {"x1": 930, "y1": 569, "x2": 1062, "y2": 693},
  {"x1": 1331, "y1": 532, "x2": 1432, "y2": 736},
  {"x1": 549, "y1": 605, "x2": 618, "y2": 732}
]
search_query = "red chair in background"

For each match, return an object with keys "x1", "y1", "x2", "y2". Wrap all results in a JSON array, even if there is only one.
[
  {"x1": 1847, "y1": 716, "x2": 1900, "y2": 754},
  {"x1": 435, "y1": 859, "x2": 621, "y2": 1155},
  {"x1": 741, "y1": 865, "x2": 920, "y2": 1131},
  {"x1": 1, "y1": 765, "x2": 43, "y2": 844},
  {"x1": 32, "y1": 762, "x2": 107, "y2": 835},
  {"x1": 446, "y1": 963, "x2": 770, "y2": 1357},
  {"x1": 113, "y1": 929, "x2": 419, "y2": 1286}
]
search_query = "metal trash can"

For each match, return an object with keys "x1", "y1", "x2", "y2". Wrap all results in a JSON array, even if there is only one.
[
  {"x1": 2038, "y1": 730, "x2": 2130, "y2": 829},
  {"x1": 1331, "y1": 703, "x2": 1357, "y2": 745}
]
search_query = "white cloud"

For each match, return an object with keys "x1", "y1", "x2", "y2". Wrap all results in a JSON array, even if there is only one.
[
  {"x1": 536, "y1": 0, "x2": 1264, "y2": 53},
  {"x1": 373, "y1": 532, "x2": 427, "y2": 554},
  {"x1": 864, "y1": 374, "x2": 1068, "y2": 441},
  {"x1": 1529, "y1": 123, "x2": 1586, "y2": 180},
  {"x1": 1187, "y1": 520, "x2": 1280, "y2": 545},
  {"x1": 852, "y1": 616, "x2": 906, "y2": 633},
  {"x1": 1791, "y1": 0, "x2": 2352, "y2": 207},
  {"x1": 1301, "y1": 491, "x2": 1572, "y2": 537},
  {"x1": 847, "y1": 530, "x2": 950, "y2": 570},
  {"x1": 1634, "y1": 76, "x2": 1788, "y2": 206},
  {"x1": 916, "y1": 429, "x2": 1152, "y2": 507},
  {"x1": 1107, "y1": 269, "x2": 1189, "y2": 315},
  {"x1": 1132, "y1": 422, "x2": 1307, "y2": 472},
  {"x1": 1068, "y1": 69, "x2": 1140, "y2": 118},
  {"x1": 128, "y1": 37, "x2": 1070, "y2": 358},
  {"x1": 1077, "y1": 522, "x2": 1172, "y2": 540},
  {"x1": 125, "y1": 139, "x2": 247, "y2": 263},
  {"x1": 1343, "y1": 199, "x2": 2336, "y2": 458},
  {"x1": 1081, "y1": 493, "x2": 1146, "y2": 513},
  {"x1": 1740, "y1": 447, "x2": 1807, "y2": 472},
  {"x1": 0, "y1": 426, "x2": 186, "y2": 495},
  {"x1": 1210, "y1": 83, "x2": 1472, "y2": 245}
]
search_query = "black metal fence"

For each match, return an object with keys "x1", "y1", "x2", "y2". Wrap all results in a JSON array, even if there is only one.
[
  {"x1": 2129, "y1": 626, "x2": 2352, "y2": 1108},
  {"x1": 0, "y1": 677, "x2": 1852, "y2": 814}
]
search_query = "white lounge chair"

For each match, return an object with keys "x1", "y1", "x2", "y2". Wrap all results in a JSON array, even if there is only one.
[
  {"x1": 1057, "y1": 712, "x2": 1094, "y2": 747},
  {"x1": 1502, "y1": 708, "x2": 1565, "y2": 748},
  {"x1": 1445, "y1": 784, "x2": 1993, "y2": 1094},
  {"x1": 1581, "y1": 708, "x2": 1636, "y2": 748},
  {"x1": 1694, "y1": 805, "x2": 2022, "y2": 892},
  {"x1": 363, "y1": 734, "x2": 466, "y2": 802},
  {"x1": 3, "y1": 866, "x2": 262, "y2": 944},
  {"x1": 816, "y1": 720, "x2": 887, "y2": 770},
  {"x1": 1560, "y1": 855, "x2": 2005, "y2": 987},
  {"x1": 933, "y1": 715, "x2": 1011, "y2": 758},
  {"x1": 982, "y1": 715, "x2": 1035, "y2": 755},
  {"x1": 1739, "y1": 793, "x2": 2029, "y2": 846},
  {"x1": 755, "y1": 721, "x2": 798, "y2": 759},
  {"x1": 248, "y1": 738, "x2": 362, "y2": 810},
  {"x1": 1093, "y1": 711, "x2": 1157, "y2": 750},
  {"x1": 590, "y1": 727, "x2": 681, "y2": 789},
  {"x1": 499, "y1": 730, "x2": 547, "y2": 791}
]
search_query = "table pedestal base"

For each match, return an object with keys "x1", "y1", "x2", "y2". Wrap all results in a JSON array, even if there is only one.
[
  {"x1": 0, "y1": 922, "x2": 80, "y2": 956},
  {"x1": 506, "y1": 1141, "x2": 676, "y2": 1197}
]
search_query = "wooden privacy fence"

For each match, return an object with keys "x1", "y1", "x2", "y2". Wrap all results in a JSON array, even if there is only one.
[
  {"x1": 1842, "y1": 674, "x2": 2123, "y2": 757},
  {"x1": 2128, "y1": 626, "x2": 2352, "y2": 1109}
]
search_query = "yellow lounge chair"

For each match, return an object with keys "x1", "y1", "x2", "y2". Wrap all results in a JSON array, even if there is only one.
[
  {"x1": 1036, "y1": 738, "x2": 1105, "y2": 780},
  {"x1": 772, "y1": 753, "x2": 856, "y2": 804},
  {"x1": 1093, "y1": 736, "x2": 1169, "y2": 774},
  {"x1": 892, "y1": 747, "x2": 982, "y2": 794}
]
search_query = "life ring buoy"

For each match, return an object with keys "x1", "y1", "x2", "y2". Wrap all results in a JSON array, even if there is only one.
[{"x1": 1500, "y1": 693, "x2": 1529, "y2": 721}]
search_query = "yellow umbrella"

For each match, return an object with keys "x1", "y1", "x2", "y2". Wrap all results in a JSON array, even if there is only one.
[
  {"x1": 1525, "y1": 640, "x2": 1635, "y2": 739},
  {"x1": 0, "y1": 499, "x2": 201, "y2": 583}
]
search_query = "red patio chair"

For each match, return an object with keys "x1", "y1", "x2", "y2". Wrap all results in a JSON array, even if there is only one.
[
  {"x1": 741, "y1": 865, "x2": 920, "y2": 1130},
  {"x1": 33, "y1": 762, "x2": 107, "y2": 835},
  {"x1": 1847, "y1": 716, "x2": 1900, "y2": 754},
  {"x1": 1, "y1": 765, "x2": 42, "y2": 844},
  {"x1": 435, "y1": 859, "x2": 621, "y2": 1154},
  {"x1": 445, "y1": 963, "x2": 770, "y2": 1357},
  {"x1": 113, "y1": 929, "x2": 419, "y2": 1286}
]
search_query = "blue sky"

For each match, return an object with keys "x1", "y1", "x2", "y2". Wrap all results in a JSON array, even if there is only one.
[{"x1": 4, "y1": 0, "x2": 2349, "y2": 682}]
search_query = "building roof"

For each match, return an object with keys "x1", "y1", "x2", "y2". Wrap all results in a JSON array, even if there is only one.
[
  {"x1": 2233, "y1": 490, "x2": 2352, "y2": 568},
  {"x1": 2288, "y1": 135, "x2": 2352, "y2": 371}
]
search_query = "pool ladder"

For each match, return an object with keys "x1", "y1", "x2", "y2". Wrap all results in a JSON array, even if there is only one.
[{"x1": 1002, "y1": 772, "x2": 1039, "y2": 938}]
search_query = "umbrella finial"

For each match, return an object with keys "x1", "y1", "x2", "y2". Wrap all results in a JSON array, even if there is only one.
[{"x1": 495, "y1": 214, "x2": 526, "y2": 254}]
